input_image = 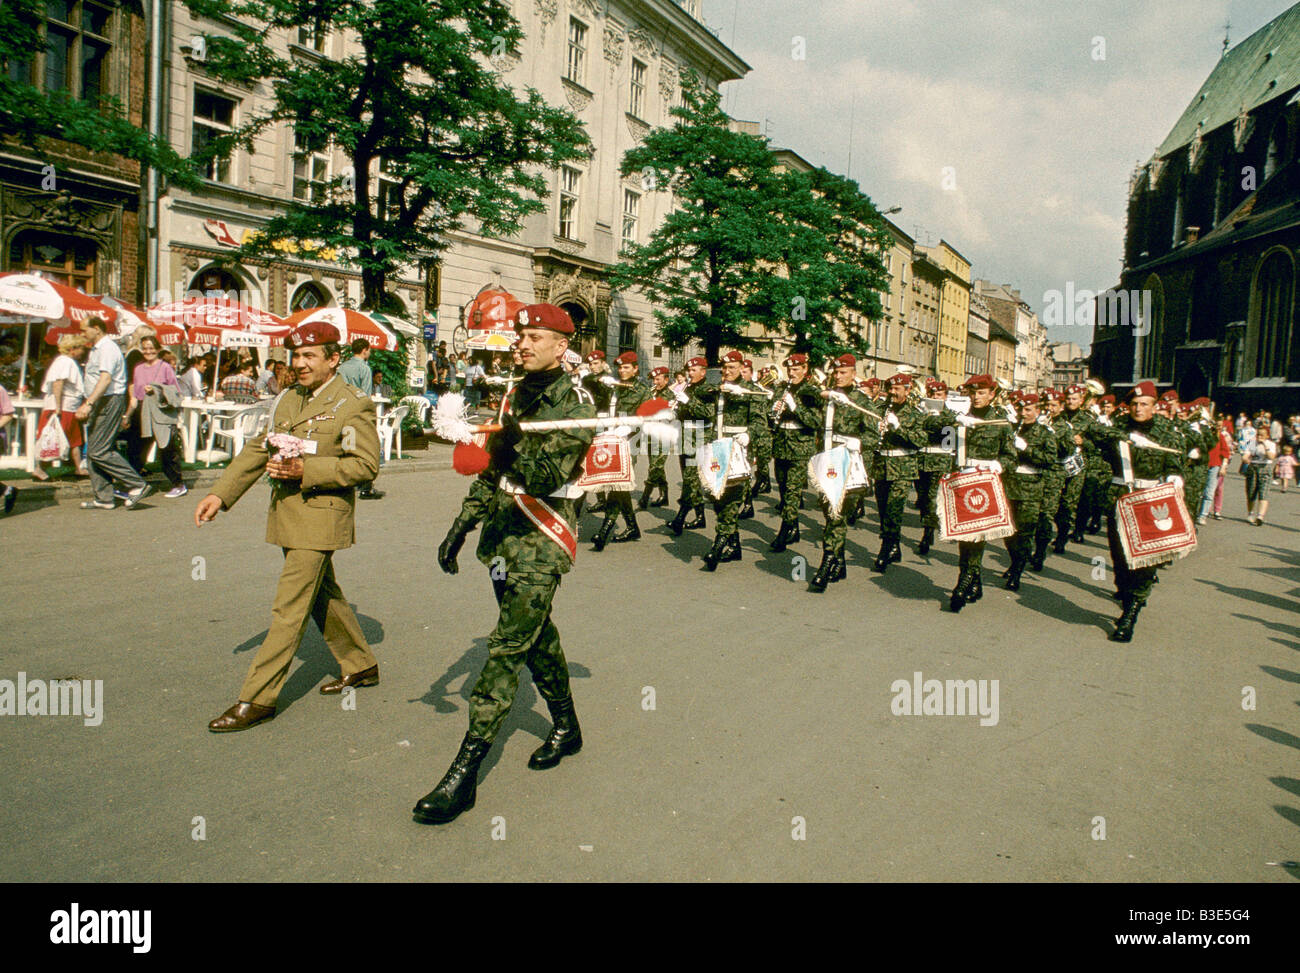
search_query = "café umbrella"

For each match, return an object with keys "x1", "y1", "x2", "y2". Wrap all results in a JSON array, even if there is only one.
[
  {"x1": 0, "y1": 272, "x2": 119, "y2": 392},
  {"x1": 281, "y1": 306, "x2": 399, "y2": 350}
]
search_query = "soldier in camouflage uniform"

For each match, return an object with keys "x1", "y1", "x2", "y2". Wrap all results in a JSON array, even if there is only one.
[
  {"x1": 915, "y1": 378, "x2": 955, "y2": 555},
  {"x1": 1083, "y1": 381, "x2": 1188, "y2": 642},
  {"x1": 1180, "y1": 398, "x2": 1217, "y2": 520},
  {"x1": 639, "y1": 366, "x2": 673, "y2": 510},
  {"x1": 1002, "y1": 392, "x2": 1058, "y2": 591},
  {"x1": 1079, "y1": 393, "x2": 1115, "y2": 534},
  {"x1": 417, "y1": 303, "x2": 596, "y2": 825},
  {"x1": 808, "y1": 354, "x2": 880, "y2": 591},
  {"x1": 872, "y1": 373, "x2": 928, "y2": 572},
  {"x1": 1052, "y1": 383, "x2": 1095, "y2": 551},
  {"x1": 1033, "y1": 389, "x2": 1070, "y2": 571},
  {"x1": 676, "y1": 350, "x2": 768, "y2": 570},
  {"x1": 668, "y1": 356, "x2": 710, "y2": 535},
  {"x1": 943, "y1": 374, "x2": 1017, "y2": 612},
  {"x1": 591, "y1": 351, "x2": 650, "y2": 550},
  {"x1": 739, "y1": 358, "x2": 773, "y2": 515},
  {"x1": 770, "y1": 352, "x2": 825, "y2": 551}
]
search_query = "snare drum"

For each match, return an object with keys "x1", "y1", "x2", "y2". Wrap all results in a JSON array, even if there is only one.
[{"x1": 1062, "y1": 450, "x2": 1086, "y2": 477}]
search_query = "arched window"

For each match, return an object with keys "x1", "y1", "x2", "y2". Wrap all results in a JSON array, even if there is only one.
[
  {"x1": 188, "y1": 266, "x2": 243, "y2": 302},
  {"x1": 1170, "y1": 175, "x2": 1185, "y2": 248},
  {"x1": 1264, "y1": 120, "x2": 1285, "y2": 182},
  {"x1": 290, "y1": 281, "x2": 330, "y2": 313},
  {"x1": 1135, "y1": 273, "x2": 1164, "y2": 381},
  {"x1": 8, "y1": 229, "x2": 97, "y2": 289},
  {"x1": 1251, "y1": 249, "x2": 1294, "y2": 378}
]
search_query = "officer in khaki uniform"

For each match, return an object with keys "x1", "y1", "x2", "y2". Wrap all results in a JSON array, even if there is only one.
[{"x1": 196, "y1": 321, "x2": 382, "y2": 732}]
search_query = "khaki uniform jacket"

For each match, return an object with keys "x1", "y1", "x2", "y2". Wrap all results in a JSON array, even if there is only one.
[{"x1": 209, "y1": 374, "x2": 381, "y2": 551}]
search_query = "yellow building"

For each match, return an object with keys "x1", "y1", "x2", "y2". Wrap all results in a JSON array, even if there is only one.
[{"x1": 916, "y1": 241, "x2": 972, "y2": 385}]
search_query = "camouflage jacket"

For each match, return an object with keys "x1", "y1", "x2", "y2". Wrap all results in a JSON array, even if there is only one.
[
  {"x1": 677, "y1": 380, "x2": 768, "y2": 445},
  {"x1": 452, "y1": 366, "x2": 596, "y2": 577},
  {"x1": 872, "y1": 400, "x2": 928, "y2": 480},
  {"x1": 743, "y1": 379, "x2": 774, "y2": 458},
  {"x1": 820, "y1": 387, "x2": 880, "y2": 454},
  {"x1": 1084, "y1": 413, "x2": 1187, "y2": 496},
  {"x1": 606, "y1": 377, "x2": 650, "y2": 418},
  {"x1": 956, "y1": 406, "x2": 1017, "y2": 472},
  {"x1": 1005, "y1": 420, "x2": 1058, "y2": 501},
  {"x1": 1059, "y1": 408, "x2": 1096, "y2": 469},
  {"x1": 771, "y1": 379, "x2": 824, "y2": 459}
]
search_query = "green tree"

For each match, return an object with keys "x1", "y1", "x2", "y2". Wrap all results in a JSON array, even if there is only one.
[
  {"x1": 0, "y1": 0, "x2": 200, "y2": 186},
  {"x1": 183, "y1": 0, "x2": 590, "y2": 313}
]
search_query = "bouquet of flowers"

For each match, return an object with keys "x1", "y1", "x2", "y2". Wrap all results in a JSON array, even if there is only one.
[{"x1": 265, "y1": 433, "x2": 308, "y2": 485}]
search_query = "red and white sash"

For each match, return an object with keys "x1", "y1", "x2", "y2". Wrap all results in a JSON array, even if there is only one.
[{"x1": 513, "y1": 493, "x2": 578, "y2": 562}]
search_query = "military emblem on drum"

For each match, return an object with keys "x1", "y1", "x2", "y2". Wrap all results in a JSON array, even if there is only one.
[
  {"x1": 938, "y1": 469, "x2": 1015, "y2": 543},
  {"x1": 1115, "y1": 482, "x2": 1196, "y2": 569},
  {"x1": 574, "y1": 432, "x2": 633, "y2": 490}
]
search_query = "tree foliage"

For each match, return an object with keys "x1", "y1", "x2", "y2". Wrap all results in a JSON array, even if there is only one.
[
  {"x1": 611, "y1": 70, "x2": 891, "y2": 365},
  {"x1": 183, "y1": 0, "x2": 591, "y2": 312}
]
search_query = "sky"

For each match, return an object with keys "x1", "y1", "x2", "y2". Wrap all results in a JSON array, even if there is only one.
[{"x1": 701, "y1": 0, "x2": 1296, "y2": 351}]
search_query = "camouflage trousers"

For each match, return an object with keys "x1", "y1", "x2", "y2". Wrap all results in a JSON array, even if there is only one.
[
  {"x1": 874, "y1": 477, "x2": 911, "y2": 543},
  {"x1": 1037, "y1": 472, "x2": 1065, "y2": 546},
  {"x1": 1186, "y1": 466, "x2": 1208, "y2": 516},
  {"x1": 713, "y1": 480, "x2": 746, "y2": 539},
  {"x1": 468, "y1": 572, "x2": 572, "y2": 743},
  {"x1": 957, "y1": 541, "x2": 987, "y2": 572},
  {"x1": 1078, "y1": 471, "x2": 1106, "y2": 530},
  {"x1": 915, "y1": 470, "x2": 944, "y2": 528},
  {"x1": 1002, "y1": 496, "x2": 1039, "y2": 563},
  {"x1": 645, "y1": 453, "x2": 670, "y2": 489},
  {"x1": 820, "y1": 489, "x2": 866, "y2": 556},
  {"x1": 678, "y1": 454, "x2": 704, "y2": 508},
  {"x1": 1106, "y1": 509, "x2": 1159, "y2": 606},
  {"x1": 774, "y1": 456, "x2": 812, "y2": 522},
  {"x1": 1054, "y1": 472, "x2": 1086, "y2": 536},
  {"x1": 598, "y1": 489, "x2": 637, "y2": 530}
]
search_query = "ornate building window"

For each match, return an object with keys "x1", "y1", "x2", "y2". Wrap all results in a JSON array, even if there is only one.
[
  {"x1": 1264, "y1": 119, "x2": 1285, "y2": 182},
  {"x1": 376, "y1": 156, "x2": 402, "y2": 221},
  {"x1": 8, "y1": 230, "x2": 97, "y2": 290},
  {"x1": 565, "y1": 18, "x2": 587, "y2": 87},
  {"x1": 290, "y1": 282, "x2": 330, "y2": 312},
  {"x1": 621, "y1": 188, "x2": 640, "y2": 248},
  {"x1": 629, "y1": 59, "x2": 646, "y2": 119},
  {"x1": 296, "y1": 21, "x2": 327, "y2": 53},
  {"x1": 1250, "y1": 249, "x2": 1294, "y2": 378},
  {"x1": 618, "y1": 318, "x2": 638, "y2": 354},
  {"x1": 193, "y1": 89, "x2": 237, "y2": 184},
  {"x1": 9, "y1": 1, "x2": 113, "y2": 106},
  {"x1": 293, "y1": 127, "x2": 330, "y2": 202},
  {"x1": 558, "y1": 166, "x2": 581, "y2": 240}
]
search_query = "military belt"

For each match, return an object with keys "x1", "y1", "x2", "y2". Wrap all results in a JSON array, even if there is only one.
[
  {"x1": 777, "y1": 420, "x2": 808, "y2": 431},
  {"x1": 1112, "y1": 476, "x2": 1162, "y2": 489},
  {"x1": 1013, "y1": 464, "x2": 1043, "y2": 475},
  {"x1": 498, "y1": 475, "x2": 584, "y2": 499},
  {"x1": 721, "y1": 425, "x2": 749, "y2": 435},
  {"x1": 877, "y1": 449, "x2": 916, "y2": 457},
  {"x1": 921, "y1": 446, "x2": 952, "y2": 454}
]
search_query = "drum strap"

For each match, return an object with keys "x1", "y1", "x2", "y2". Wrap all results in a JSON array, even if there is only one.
[
  {"x1": 823, "y1": 400, "x2": 835, "y2": 453},
  {"x1": 1119, "y1": 440, "x2": 1135, "y2": 490},
  {"x1": 956, "y1": 425, "x2": 967, "y2": 469}
]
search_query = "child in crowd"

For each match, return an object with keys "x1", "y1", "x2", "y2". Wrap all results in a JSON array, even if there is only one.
[{"x1": 1277, "y1": 444, "x2": 1296, "y2": 493}]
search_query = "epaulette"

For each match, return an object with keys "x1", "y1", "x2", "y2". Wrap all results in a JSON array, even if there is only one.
[{"x1": 571, "y1": 382, "x2": 594, "y2": 406}]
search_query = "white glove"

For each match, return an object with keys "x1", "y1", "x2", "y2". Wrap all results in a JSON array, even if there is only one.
[
  {"x1": 885, "y1": 412, "x2": 900, "y2": 430},
  {"x1": 735, "y1": 432, "x2": 750, "y2": 448},
  {"x1": 838, "y1": 436, "x2": 861, "y2": 451},
  {"x1": 826, "y1": 390, "x2": 851, "y2": 405},
  {"x1": 1128, "y1": 431, "x2": 1157, "y2": 449},
  {"x1": 1166, "y1": 475, "x2": 1184, "y2": 489},
  {"x1": 599, "y1": 374, "x2": 618, "y2": 386},
  {"x1": 721, "y1": 382, "x2": 747, "y2": 396},
  {"x1": 611, "y1": 424, "x2": 633, "y2": 439},
  {"x1": 1014, "y1": 436, "x2": 1028, "y2": 451},
  {"x1": 782, "y1": 391, "x2": 797, "y2": 412},
  {"x1": 984, "y1": 460, "x2": 1003, "y2": 475},
  {"x1": 673, "y1": 389, "x2": 689, "y2": 404},
  {"x1": 1188, "y1": 448, "x2": 1201, "y2": 460},
  {"x1": 955, "y1": 413, "x2": 978, "y2": 427}
]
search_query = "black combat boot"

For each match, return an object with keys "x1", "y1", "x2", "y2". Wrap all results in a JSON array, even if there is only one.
[
  {"x1": 1052, "y1": 529, "x2": 1068, "y2": 554},
  {"x1": 738, "y1": 499, "x2": 755, "y2": 519},
  {"x1": 668, "y1": 503, "x2": 690, "y2": 536},
  {"x1": 968, "y1": 567, "x2": 984, "y2": 603},
  {"x1": 1070, "y1": 525, "x2": 1086, "y2": 544},
  {"x1": 1110, "y1": 598, "x2": 1142, "y2": 643},
  {"x1": 653, "y1": 483, "x2": 670, "y2": 507},
  {"x1": 771, "y1": 519, "x2": 796, "y2": 552},
  {"x1": 637, "y1": 487, "x2": 652, "y2": 511},
  {"x1": 1005, "y1": 557, "x2": 1025, "y2": 591},
  {"x1": 832, "y1": 553, "x2": 848, "y2": 581},
  {"x1": 889, "y1": 538, "x2": 901, "y2": 563},
  {"x1": 917, "y1": 525, "x2": 935, "y2": 555},
  {"x1": 809, "y1": 551, "x2": 834, "y2": 592},
  {"x1": 612, "y1": 511, "x2": 641, "y2": 543},
  {"x1": 702, "y1": 535, "x2": 727, "y2": 571},
  {"x1": 721, "y1": 532, "x2": 742, "y2": 563},
  {"x1": 413, "y1": 733, "x2": 492, "y2": 824},
  {"x1": 527, "y1": 695, "x2": 583, "y2": 769},
  {"x1": 592, "y1": 517, "x2": 617, "y2": 551},
  {"x1": 685, "y1": 505, "x2": 707, "y2": 530},
  {"x1": 755, "y1": 471, "x2": 771, "y2": 495},
  {"x1": 872, "y1": 538, "x2": 893, "y2": 573},
  {"x1": 1031, "y1": 535, "x2": 1049, "y2": 572},
  {"x1": 949, "y1": 570, "x2": 973, "y2": 613}
]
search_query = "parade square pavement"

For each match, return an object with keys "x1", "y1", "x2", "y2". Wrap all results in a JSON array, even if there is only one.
[{"x1": 1, "y1": 459, "x2": 1297, "y2": 882}]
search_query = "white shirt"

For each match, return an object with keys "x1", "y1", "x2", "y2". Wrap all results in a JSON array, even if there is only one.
[
  {"x1": 84, "y1": 335, "x2": 127, "y2": 397},
  {"x1": 41, "y1": 354, "x2": 85, "y2": 411}
]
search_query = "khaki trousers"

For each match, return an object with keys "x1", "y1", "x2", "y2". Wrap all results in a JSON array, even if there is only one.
[{"x1": 239, "y1": 548, "x2": 377, "y2": 707}]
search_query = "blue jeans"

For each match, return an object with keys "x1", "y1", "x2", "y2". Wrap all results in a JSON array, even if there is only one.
[{"x1": 1197, "y1": 466, "x2": 1220, "y2": 518}]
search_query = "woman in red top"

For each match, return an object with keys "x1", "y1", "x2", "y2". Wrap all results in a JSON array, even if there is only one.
[{"x1": 1197, "y1": 415, "x2": 1234, "y2": 522}]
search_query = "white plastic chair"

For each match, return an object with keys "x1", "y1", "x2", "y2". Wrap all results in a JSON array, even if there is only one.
[
  {"x1": 376, "y1": 405, "x2": 408, "y2": 463},
  {"x1": 398, "y1": 395, "x2": 431, "y2": 427},
  {"x1": 197, "y1": 404, "x2": 270, "y2": 467}
]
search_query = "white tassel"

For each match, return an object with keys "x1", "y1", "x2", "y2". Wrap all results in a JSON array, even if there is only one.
[{"x1": 431, "y1": 393, "x2": 476, "y2": 444}]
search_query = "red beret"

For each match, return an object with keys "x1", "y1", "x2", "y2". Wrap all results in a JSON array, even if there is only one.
[
  {"x1": 1159, "y1": 389, "x2": 1180, "y2": 403},
  {"x1": 743, "y1": 359, "x2": 753, "y2": 369},
  {"x1": 515, "y1": 303, "x2": 574, "y2": 334},
  {"x1": 649, "y1": 366, "x2": 669, "y2": 378},
  {"x1": 615, "y1": 351, "x2": 638, "y2": 365},
  {"x1": 784, "y1": 353, "x2": 808, "y2": 366},
  {"x1": 1128, "y1": 381, "x2": 1158, "y2": 401},
  {"x1": 1019, "y1": 392, "x2": 1041, "y2": 406},
  {"x1": 865, "y1": 377, "x2": 882, "y2": 388},
  {"x1": 586, "y1": 350, "x2": 606, "y2": 362},
  {"x1": 721, "y1": 350, "x2": 744, "y2": 364},
  {"x1": 886, "y1": 373, "x2": 911, "y2": 388},
  {"x1": 686, "y1": 356, "x2": 707, "y2": 368},
  {"x1": 1065, "y1": 384, "x2": 1087, "y2": 395},
  {"x1": 1097, "y1": 394, "x2": 1115, "y2": 405},
  {"x1": 962, "y1": 373, "x2": 995, "y2": 390},
  {"x1": 285, "y1": 321, "x2": 341, "y2": 348},
  {"x1": 925, "y1": 379, "x2": 947, "y2": 395},
  {"x1": 1042, "y1": 388, "x2": 1063, "y2": 402},
  {"x1": 832, "y1": 353, "x2": 856, "y2": 368}
]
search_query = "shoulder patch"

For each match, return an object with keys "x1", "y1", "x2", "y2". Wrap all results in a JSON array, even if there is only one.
[{"x1": 572, "y1": 384, "x2": 594, "y2": 406}]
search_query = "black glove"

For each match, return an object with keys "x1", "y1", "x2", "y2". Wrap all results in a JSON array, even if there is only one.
[
  {"x1": 489, "y1": 411, "x2": 523, "y2": 471},
  {"x1": 438, "y1": 520, "x2": 473, "y2": 575}
]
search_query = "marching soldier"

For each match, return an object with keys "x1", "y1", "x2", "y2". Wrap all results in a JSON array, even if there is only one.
[
  {"x1": 809, "y1": 354, "x2": 879, "y2": 591},
  {"x1": 1033, "y1": 389, "x2": 1070, "y2": 571},
  {"x1": 769, "y1": 352, "x2": 823, "y2": 551},
  {"x1": 1002, "y1": 392, "x2": 1057, "y2": 590},
  {"x1": 676, "y1": 350, "x2": 767, "y2": 570},
  {"x1": 741, "y1": 358, "x2": 773, "y2": 507},
  {"x1": 418, "y1": 303, "x2": 596, "y2": 824},
  {"x1": 1083, "y1": 381, "x2": 1188, "y2": 642},
  {"x1": 668, "y1": 356, "x2": 710, "y2": 536},
  {"x1": 1053, "y1": 383, "x2": 1095, "y2": 549},
  {"x1": 1080, "y1": 392, "x2": 1115, "y2": 534},
  {"x1": 591, "y1": 351, "x2": 650, "y2": 550},
  {"x1": 944, "y1": 374, "x2": 1017, "y2": 612},
  {"x1": 639, "y1": 365, "x2": 673, "y2": 510},
  {"x1": 196, "y1": 321, "x2": 381, "y2": 732},
  {"x1": 915, "y1": 378, "x2": 955, "y2": 555},
  {"x1": 871, "y1": 373, "x2": 927, "y2": 572},
  {"x1": 1181, "y1": 397, "x2": 1217, "y2": 520}
]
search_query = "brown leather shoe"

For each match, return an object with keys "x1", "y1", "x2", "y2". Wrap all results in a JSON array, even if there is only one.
[
  {"x1": 208, "y1": 701, "x2": 276, "y2": 733},
  {"x1": 318, "y1": 664, "x2": 379, "y2": 695}
]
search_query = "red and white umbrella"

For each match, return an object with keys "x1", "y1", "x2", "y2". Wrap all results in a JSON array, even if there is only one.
[
  {"x1": 0, "y1": 272, "x2": 119, "y2": 391},
  {"x1": 282, "y1": 307, "x2": 399, "y2": 350},
  {"x1": 148, "y1": 298, "x2": 287, "y2": 336},
  {"x1": 44, "y1": 296, "x2": 185, "y2": 346}
]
